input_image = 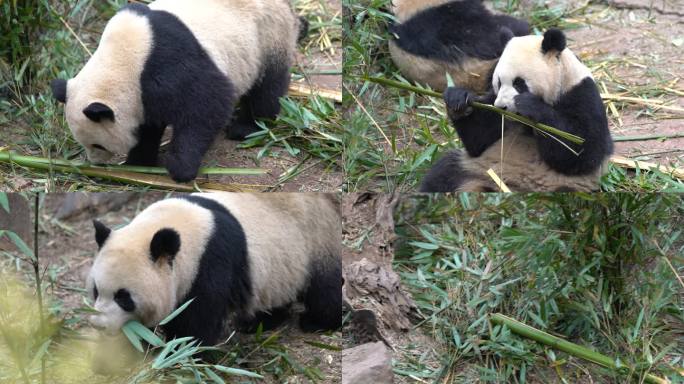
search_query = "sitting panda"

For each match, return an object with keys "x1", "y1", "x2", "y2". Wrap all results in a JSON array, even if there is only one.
[
  {"x1": 87, "y1": 193, "x2": 341, "y2": 345},
  {"x1": 389, "y1": 0, "x2": 530, "y2": 92},
  {"x1": 421, "y1": 29, "x2": 614, "y2": 192},
  {"x1": 51, "y1": 0, "x2": 306, "y2": 182}
]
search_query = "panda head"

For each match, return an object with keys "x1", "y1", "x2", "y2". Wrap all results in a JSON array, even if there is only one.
[
  {"x1": 51, "y1": 77, "x2": 138, "y2": 164},
  {"x1": 50, "y1": 8, "x2": 150, "y2": 164},
  {"x1": 86, "y1": 220, "x2": 181, "y2": 335},
  {"x1": 492, "y1": 29, "x2": 590, "y2": 112}
]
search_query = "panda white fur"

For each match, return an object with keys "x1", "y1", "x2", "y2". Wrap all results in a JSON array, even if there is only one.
[
  {"x1": 421, "y1": 29, "x2": 614, "y2": 192},
  {"x1": 51, "y1": 0, "x2": 306, "y2": 183},
  {"x1": 87, "y1": 193, "x2": 341, "y2": 345},
  {"x1": 389, "y1": 0, "x2": 530, "y2": 92}
]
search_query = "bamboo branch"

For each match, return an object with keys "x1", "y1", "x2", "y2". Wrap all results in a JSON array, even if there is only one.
[
  {"x1": 0, "y1": 152, "x2": 266, "y2": 191},
  {"x1": 288, "y1": 82, "x2": 342, "y2": 103},
  {"x1": 362, "y1": 76, "x2": 585, "y2": 145},
  {"x1": 612, "y1": 133, "x2": 684, "y2": 142},
  {"x1": 491, "y1": 313, "x2": 669, "y2": 384}
]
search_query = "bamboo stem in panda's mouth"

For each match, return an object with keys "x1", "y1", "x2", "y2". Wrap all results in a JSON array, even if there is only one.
[{"x1": 362, "y1": 76, "x2": 585, "y2": 146}]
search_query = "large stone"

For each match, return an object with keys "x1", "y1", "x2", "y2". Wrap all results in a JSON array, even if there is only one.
[{"x1": 342, "y1": 342, "x2": 393, "y2": 384}]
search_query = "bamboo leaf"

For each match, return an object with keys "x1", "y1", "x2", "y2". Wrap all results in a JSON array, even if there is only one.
[
  {"x1": 124, "y1": 321, "x2": 164, "y2": 347},
  {"x1": 0, "y1": 193, "x2": 9, "y2": 213},
  {"x1": 214, "y1": 365, "x2": 265, "y2": 379},
  {"x1": 159, "y1": 298, "x2": 195, "y2": 326},
  {"x1": 122, "y1": 323, "x2": 145, "y2": 353}
]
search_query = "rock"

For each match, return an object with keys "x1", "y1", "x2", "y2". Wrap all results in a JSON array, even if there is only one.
[
  {"x1": 55, "y1": 192, "x2": 136, "y2": 220},
  {"x1": 342, "y1": 342, "x2": 393, "y2": 384}
]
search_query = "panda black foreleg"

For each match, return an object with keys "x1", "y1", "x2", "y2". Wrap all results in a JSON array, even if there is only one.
[
  {"x1": 300, "y1": 258, "x2": 342, "y2": 332},
  {"x1": 165, "y1": 116, "x2": 228, "y2": 183},
  {"x1": 444, "y1": 87, "x2": 507, "y2": 157},
  {"x1": 514, "y1": 82, "x2": 611, "y2": 175},
  {"x1": 228, "y1": 55, "x2": 291, "y2": 140},
  {"x1": 235, "y1": 304, "x2": 292, "y2": 333},
  {"x1": 125, "y1": 124, "x2": 165, "y2": 166}
]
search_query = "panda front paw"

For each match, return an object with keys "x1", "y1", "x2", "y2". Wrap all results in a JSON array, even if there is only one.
[
  {"x1": 165, "y1": 156, "x2": 199, "y2": 183},
  {"x1": 444, "y1": 87, "x2": 474, "y2": 121},
  {"x1": 514, "y1": 93, "x2": 551, "y2": 122}
]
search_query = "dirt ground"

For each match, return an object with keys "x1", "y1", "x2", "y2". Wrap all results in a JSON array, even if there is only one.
[
  {"x1": 543, "y1": 0, "x2": 683, "y2": 166},
  {"x1": 342, "y1": 193, "x2": 443, "y2": 384},
  {"x1": 37, "y1": 193, "x2": 341, "y2": 383}
]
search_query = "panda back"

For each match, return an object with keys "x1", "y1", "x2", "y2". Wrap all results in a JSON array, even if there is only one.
[
  {"x1": 193, "y1": 193, "x2": 340, "y2": 314},
  {"x1": 149, "y1": 0, "x2": 298, "y2": 96}
]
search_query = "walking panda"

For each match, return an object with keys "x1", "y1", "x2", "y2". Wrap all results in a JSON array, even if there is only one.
[
  {"x1": 421, "y1": 29, "x2": 614, "y2": 192},
  {"x1": 389, "y1": 0, "x2": 530, "y2": 92},
  {"x1": 51, "y1": 0, "x2": 306, "y2": 182},
  {"x1": 87, "y1": 193, "x2": 341, "y2": 345}
]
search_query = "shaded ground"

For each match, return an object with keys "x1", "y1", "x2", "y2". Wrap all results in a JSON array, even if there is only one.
[{"x1": 37, "y1": 193, "x2": 341, "y2": 383}]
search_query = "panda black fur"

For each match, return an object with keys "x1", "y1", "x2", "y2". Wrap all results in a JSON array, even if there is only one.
[
  {"x1": 389, "y1": 0, "x2": 530, "y2": 92},
  {"x1": 421, "y1": 29, "x2": 614, "y2": 192},
  {"x1": 51, "y1": 0, "x2": 304, "y2": 183},
  {"x1": 87, "y1": 193, "x2": 341, "y2": 345}
]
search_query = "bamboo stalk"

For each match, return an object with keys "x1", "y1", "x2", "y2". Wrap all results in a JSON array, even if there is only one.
[
  {"x1": 610, "y1": 155, "x2": 684, "y2": 180},
  {"x1": 363, "y1": 76, "x2": 585, "y2": 145},
  {"x1": 612, "y1": 133, "x2": 684, "y2": 142},
  {"x1": 0, "y1": 152, "x2": 265, "y2": 192},
  {"x1": 0, "y1": 152, "x2": 266, "y2": 176},
  {"x1": 491, "y1": 313, "x2": 669, "y2": 384},
  {"x1": 600, "y1": 93, "x2": 684, "y2": 113},
  {"x1": 288, "y1": 82, "x2": 342, "y2": 103}
]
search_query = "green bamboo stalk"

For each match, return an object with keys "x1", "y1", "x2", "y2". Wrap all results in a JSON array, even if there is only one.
[
  {"x1": 0, "y1": 152, "x2": 262, "y2": 191},
  {"x1": 613, "y1": 133, "x2": 684, "y2": 142},
  {"x1": 490, "y1": 313, "x2": 669, "y2": 384},
  {"x1": 363, "y1": 76, "x2": 585, "y2": 145},
  {"x1": 0, "y1": 152, "x2": 266, "y2": 175}
]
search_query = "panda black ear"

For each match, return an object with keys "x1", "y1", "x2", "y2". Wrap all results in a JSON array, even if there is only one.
[
  {"x1": 83, "y1": 102, "x2": 115, "y2": 123},
  {"x1": 51, "y1": 79, "x2": 67, "y2": 103},
  {"x1": 541, "y1": 28, "x2": 566, "y2": 55},
  {"x1": 93, "y1": 220, "x2": 111, "y2": 249},
  {"x1": 499, "y1": 27, "x2": 514, "y2": 48},
  {"x1": 150, "y1": 228, "x2": 180, "y2": 264}
]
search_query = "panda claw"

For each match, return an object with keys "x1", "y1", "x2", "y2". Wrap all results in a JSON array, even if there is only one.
[
  {"x1": 444, "y1": 87, "x2": 473, "y2": 120},
  {"x1": 165, "y1": 157, "x2": 199, "y2": 183}
]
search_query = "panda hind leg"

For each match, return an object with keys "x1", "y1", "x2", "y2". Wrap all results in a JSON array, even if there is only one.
[
  {"x1": 299, "y1": 259, "x2": 342, "y2": 332},
  {"x1": 228, "y1": 55, "x2": 291, "y2": 140},
  {"x1": 235, "y1": 304, "x2": 292, "y2": 333}
]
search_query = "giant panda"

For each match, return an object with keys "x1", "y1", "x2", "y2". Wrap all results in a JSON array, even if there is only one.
[
  {"x1": 87, "y1": 193, "x2": 341, "y2": 345},
  {"x1": 420, "y1": 29, "x2": 614, "y2": 192},
  {"x1": 51, "y1": 0, "x2": 305, "y2": 183},
  {"x1": 389, "y1": 0, "x2": 530, "y2": 92}
]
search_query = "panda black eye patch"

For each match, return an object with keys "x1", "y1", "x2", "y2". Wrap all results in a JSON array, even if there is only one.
[
  {"x1": 114, "y1": 288, "x2": 136, "y2": 312},
  {"x1": 513, "y1": 77, "x2": 529, "y2": 93}
]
